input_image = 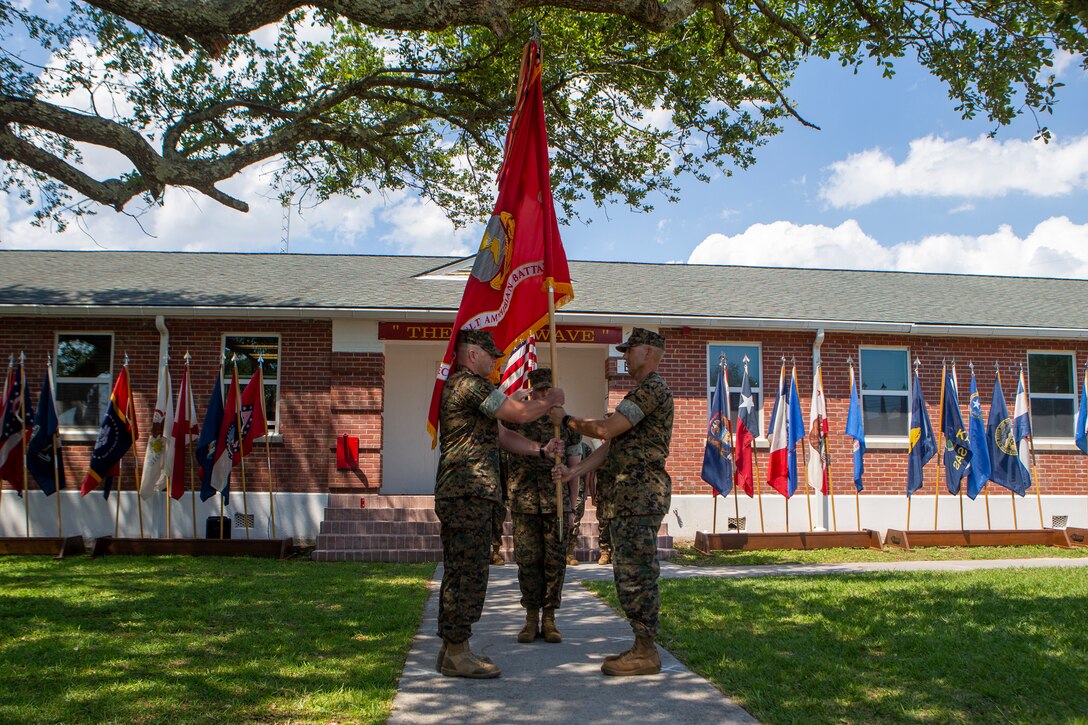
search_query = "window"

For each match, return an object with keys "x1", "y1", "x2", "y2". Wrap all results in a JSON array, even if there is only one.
[
  {"x1": 859, "y1": 347, "x2": 910, "y2": 437},
  {"x1": 1027, "y1": 352, "x2": 1075, "y2": 439},
  {"x1": 54, "y1": 333, "x2": 113, "y2": 431},
  {"x1": 707, "y1": 343, "x2": 761, "y2": 432},
  {"x1": 223, "y1": 335, "x2": 280, "y2": 434}
]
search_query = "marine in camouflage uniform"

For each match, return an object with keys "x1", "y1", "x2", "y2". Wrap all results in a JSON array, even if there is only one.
[
  {"x1": 505, "y1": 368, "x2": 582, "y2": 643},
  {"x1": 434, "y1": 330, "x2": 564, "y2": 679},
  {"x1": 550, "y1": 327, "x2": 673, "y2": 676}
]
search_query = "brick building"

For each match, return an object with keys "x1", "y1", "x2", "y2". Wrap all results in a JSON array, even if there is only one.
[{"x1": 2, "y1": 250, "x2": 1086, "y2": 544}]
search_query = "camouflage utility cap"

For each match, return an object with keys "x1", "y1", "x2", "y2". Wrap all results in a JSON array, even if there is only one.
[
  {"x1": 616, "y1": 327, "x2": 666, "y2": 352},
  {"x1": 458, "y1": 329, "x2": 504, "y2": 357},
  {"x1": 528, "y1": 368, "x2": 553, "y2": 390}
]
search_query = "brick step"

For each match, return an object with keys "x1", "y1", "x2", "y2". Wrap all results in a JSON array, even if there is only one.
[
  {"x1": 319, "y1": 520, "x2": 441, "y2": 535},
  {"x1": 328, "y1": 493, "x2": 437, "y2": 509},
  {"x1": 323, "y1": 507, "x2": 439, "y2": 522}
]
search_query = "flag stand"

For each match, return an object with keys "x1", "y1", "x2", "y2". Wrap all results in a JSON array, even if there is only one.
[
  {"x1": 547, "y1": 281, "x2": 563, "y2": 542},
  {"x1": 19, "y1": 355, "x2": 30, "y2": 538},
  {"x1": 131, "y1": 448, "x2": 145, "y2": 538},
  {"x1": 795, "y1": 363, "x2": 813, "y2": 533},
  {"x1": 933, "y1": 361, "x2": 947, "y2": 530},
  {"x1": 1021, "y1": 363, "x2": 1045, "y2": 529},
  {"x1": 53, "y1": 429, "x2": 62, "y2": 537},
  {"x1": 743, "y1": 356, "x2": 765, "y2": 533},
  {"x1": 711, "y1": 495, "x2": 717, "y2": 534},
  {"x1": 815, "y1": 365, "x2": 836, "y2": 531},
  {"x1": 165, "y1": 481, "x2": 172, "y2": 539},
  {"x1": 258, "y1": 358, "x2": 277, "y2": 539},
  {"x1": 231, "y1": 358, "x2": 251, "y2": 541}
]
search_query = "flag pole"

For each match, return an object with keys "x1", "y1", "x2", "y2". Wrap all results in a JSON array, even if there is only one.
[
  {"x1": 849, "y1": 359, "x2": 861, "y2": 531},
  {"x1": 258, "y1": 356, "x2": 277, "y2": 539},
  {"x1": 744, "y1": 356, "x2": 765, "y2": 533},
  {"x1": 907, "y1": 359, "x2": 921, "y2": 531},
  {"x1": 19, "y1": 354, "x2": 31, "y2": 538},
  {"x1": 712, "y1": 492, "x2": 717, "y2": 534},
  {"x1": 128, "y1": 364, "x2": 145, "y2": 539},
  {"x1": 818, "y1": 365, "x2": 837, "y2": 532},
  {"x1": 0, "y1": 354, "x2": 10, "y2": 514},
  {"x1": 48, "y1": 355, "x2": 62, "y2": 538},
  {"x1": 795, "y1": 361, "x2": 813, "y2": 532},
  {"x1": 952, "y1": 363, "x2": 965, "y2": 531},
  {"x1": 547, "y1": 280, "x2": 563, "y2": 542},
  {"x1": 934, "y1": 360, "x2": 946, "y2": 530},
  {"x1": 183, "y1": 354, "x2": 198, "y2": 539},
  {"x1": 996, "y1": 365, "x2": 1018, "y2": 529},
  {"x1": 232, "y1": 356, "x2": 251, "y2": 541},
  {"x1": 971, "y1": 361, "x2": 991, "y2": 530},
  {"x1": 722, "y1": 355, "x2": 740, "y2": 530},
  {"x1": 1021, "y1": 362, "x2": 1044, "y2": 528}
]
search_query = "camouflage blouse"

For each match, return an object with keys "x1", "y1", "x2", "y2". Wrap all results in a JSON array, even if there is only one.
[
  {"x1": 597, "y1": 371, "x2": 674, "y2": 519},
  {"x1": 435, "y1": 368, "x2": 508, "y2": 502},
  {"x1": 505, "y1": 416, "x2": 582, "y2": 514}
]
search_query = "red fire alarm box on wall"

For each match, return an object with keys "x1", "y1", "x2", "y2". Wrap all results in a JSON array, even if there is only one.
[{"x1": 336, "y1": 434, "x2": 359, "y2": 470}]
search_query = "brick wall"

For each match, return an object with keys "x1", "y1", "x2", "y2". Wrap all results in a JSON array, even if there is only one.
[
  {"x1": 607, "y1": 326, "x2": 1088, "y2": 498},
  {"x1": 0, "y1": 316, "x2": 342, "y2": 495}
]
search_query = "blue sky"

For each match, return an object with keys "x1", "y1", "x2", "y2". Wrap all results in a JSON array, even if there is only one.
[{"x1": 2, "y1": 16, "x2": 1087, "y2": 279}]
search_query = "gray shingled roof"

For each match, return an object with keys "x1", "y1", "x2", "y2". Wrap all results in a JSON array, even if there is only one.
[{"x1": 1, "y1": 250, "x2": 1086, "y2": 333}]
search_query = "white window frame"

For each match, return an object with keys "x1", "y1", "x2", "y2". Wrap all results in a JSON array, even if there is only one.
[
  {"x1": 54, "y1": 331, "x2": 114, "y2": 437},
  {"x1": 706, "y1": 341, "x2": 763, "y2": 439},
  {"x1": 1026, "y1": 350, "x2": 1076, "y2": 442},
  {"x1": 221, "y1": 333, "x2": 281, "y2": 436},
  {"x1": 858, "y1": 345, "x2": 911, "y2": 444}
]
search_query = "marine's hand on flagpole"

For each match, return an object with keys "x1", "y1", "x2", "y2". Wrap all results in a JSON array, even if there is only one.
[
  {"x1": 551, "y1": 464, "x2": 571, "y2": 485},
  {"x1": 542, "y1": 437, "x2": 564, "y2": 458},
  {"x1": 544, "y1": 387, "x2": 564, "y2": 407},
  {"x1": 509, "y1": 388, "x2": 530, "y2": 401}
]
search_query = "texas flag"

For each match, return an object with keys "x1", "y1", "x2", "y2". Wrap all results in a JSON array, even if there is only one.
[{"x1": 734, "y1": 366, "x2": 757, "y2": 496}]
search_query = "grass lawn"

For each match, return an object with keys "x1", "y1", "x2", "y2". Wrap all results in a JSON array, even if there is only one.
[
  {"x1": 589, "y1": 568, "x2": 1088, "y2": 724},
  {"x1": 670, "y1": 542, "x2": 1088, "y2": 566},
  {"x1": 0, "y1": 556, "x2": 434, "y2": 724}
]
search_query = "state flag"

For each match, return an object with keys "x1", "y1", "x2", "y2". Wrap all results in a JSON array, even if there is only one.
[{"x1": 27, "y1": 367, "x2": 65, "y2": 495}]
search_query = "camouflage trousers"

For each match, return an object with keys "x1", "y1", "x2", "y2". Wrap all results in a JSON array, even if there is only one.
[
  {"x1": 512, "y1": 512, "x2": 567, "y2": 610},
  {"x1": 598, "y1": 514, "x2": 612, "y2": 553},
  {"x1": 609, "y1": 514, "x2": 663, "y2": 637},
  {"x1": 435, "y1": 496, "x2": 496, "y2": 644},
  {"x1": 565, "y1": 479, "x2": 587, "y2": 558}
]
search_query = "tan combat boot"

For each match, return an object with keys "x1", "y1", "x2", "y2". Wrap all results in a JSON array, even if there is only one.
[
  {"x1": 435, "y1": 640, "x2": 447, "y2": 672},
  {"x1": 597, "y1": 548, "x2": 611, "y2": 565},
  {"x1": 601, "y1": 634, "x2": 661, "y2": 676},
  {"x1": 517, "y1": 608, "x2": 540, "y2": 643},
  {"x1": 440, "y1": 640, "x2": 501, "y2": 679},
  {"x1": 541, "y1": 608, "x2": 562, "y2": 643},
  {"x1": 566, "y1": 553, "x2": 579, "y2": 566},
  {"x1": 491, "y1": 549, "x2": 505, "y2": 566}
]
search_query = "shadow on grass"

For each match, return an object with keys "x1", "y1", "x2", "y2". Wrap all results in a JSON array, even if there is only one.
[
  {"x1": 592, "y1": 568, "x2": 1088, "y2": 724},
  {"x1": 0, "y1": 556, "x2": 434, "y2": 724}
]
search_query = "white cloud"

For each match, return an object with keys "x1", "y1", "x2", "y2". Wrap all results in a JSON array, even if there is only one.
[
  {"x1": 378, "y1": 197, "x2": 475, "y2": 256},
  {"x1": 688, "y1": 216, "x2": 1088, "y2": 279},
  {"x1": 820, "y1": 134, "x2": 1088, "y2": 208}
]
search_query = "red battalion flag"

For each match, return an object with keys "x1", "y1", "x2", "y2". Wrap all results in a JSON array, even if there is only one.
[
  {"x1": 169, "y1": 362, "x2": 198, "y2": 500},
  {"x1": 426, "y1": 39, "x2": 573, "y2": 445}
]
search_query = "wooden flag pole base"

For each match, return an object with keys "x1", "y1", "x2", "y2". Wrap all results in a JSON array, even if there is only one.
[
  {"x1": 0, "y1": 535, "x2": 85, "y2": 558},
  {"x1": 883, "y1": 528, "x2": 1077, "y2": 551},
  {"x1": 88, "y1": 536, "x2": 293, "y2": 559},
  {"x1": 694, "y1": 529, "x2": 883, "y2": 553}
]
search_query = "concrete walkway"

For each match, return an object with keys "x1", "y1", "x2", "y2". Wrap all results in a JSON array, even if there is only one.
[
  {"x1": 388, "y1": 556, "x2": 1088, "y2": 724},
  {"x1": 388, "y1": 561, "x2": 758, "y2": 725}
]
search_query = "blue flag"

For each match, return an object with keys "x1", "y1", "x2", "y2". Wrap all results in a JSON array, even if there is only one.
[
  {"x1": 940, "y1": 369, "x2": 972, "y2": 495},
  {"x1": 785, "y1": 371, "x2": 806, "y2": 498},
  {"x1": 987, "y1": 375, "x2": 1030, "y2": 496},
  {"x1": 701, "y1": 363, "x2": 733, "y2": 496},
  {"x1": 966, "y1": 372, "x2": 991, "y2": 500},
  {"x1": 1012, "y1": 372, "x2": 1033, "y2": 491},
  {"x1": 195, "y1": 372, "x2": 229, "y2": 503},
  {"x1": 845, "y1": 370, "x2": 865, "y2": 492},
  {"x1": 907, "y1": 371, "x2": 937, "y2": 497},
  {"x1": 1076, "y1": 368, "x2": 1088, "y2": 456},
  {"x1": 27, "y1": 368, "x2": 65, "y2": 495}
]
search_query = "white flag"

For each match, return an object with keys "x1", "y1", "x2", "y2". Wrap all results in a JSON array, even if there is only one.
[
  {"x1": 140, "y1": 359, "x2": 174, "y2": 498},
  {"x1": 807, "y1": 370, "x2": 828, "y2": 493}
]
